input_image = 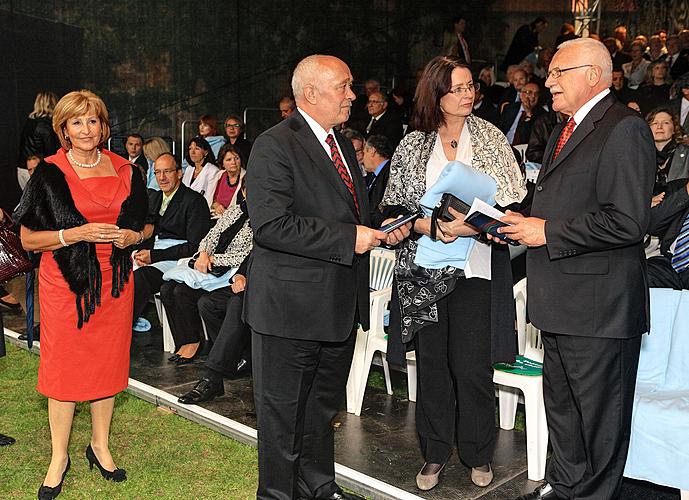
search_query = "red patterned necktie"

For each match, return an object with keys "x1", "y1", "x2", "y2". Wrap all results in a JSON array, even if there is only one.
[
  {"x1": 325, "y1": 134, "x2": 359, "y2": 215},
  {"x1": 552, "y1": 118, "x2": 576, "y2": 160}
]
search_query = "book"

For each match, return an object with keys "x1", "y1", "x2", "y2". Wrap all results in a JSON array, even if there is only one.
[{"x1": 464, "y1": 198, "x2": 520, "y2": 246}]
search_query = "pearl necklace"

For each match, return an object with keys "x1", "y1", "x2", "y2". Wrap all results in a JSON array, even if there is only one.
[{"x1": 68, "y1": 148, "x2": 102, "y2": 168}]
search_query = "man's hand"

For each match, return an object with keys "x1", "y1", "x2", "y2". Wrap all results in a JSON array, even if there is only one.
[
  {"x1": 380, "y1": 217, "x2": 411, "y2": 246},
  {"x1": 498, "y1": 210, "x2": 547, "y2": 247},
  {"x1": 133, "y1": 249, "x2": 152, "y2": 266},
  {"x1": 651, "y1": 192, "x2": 665, "y2": 208},
  {"x1": 355, "y1": 225, "x2": 387, "y2": 254}
]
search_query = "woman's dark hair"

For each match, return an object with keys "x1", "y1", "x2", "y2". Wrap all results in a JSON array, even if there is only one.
[
  {"x1": 216, "y1": 143, "x2": 244, "y2": 169},
  {"x1": 411, "y1": 56, "x2": 471, "y2": 133},
  {"x1": 184, "y1": 136, "x2": 216, "y2": 167},
  {"x1": 645, "y1": 107, "x2": 684, "y2": 143}
]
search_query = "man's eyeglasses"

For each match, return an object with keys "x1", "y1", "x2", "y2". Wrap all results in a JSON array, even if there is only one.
[
  {"x1": 520, "y1": 89, "x2": 539, "y2": 96},
  {"x1": 154, "y1": 169, "x2": 177, "y2": 176},
  {"x1": 367, "y1": 100, "x2": 386, "y2": 105},
  {"x1": 225, "y1": 123, "x2": 241, "y2": 128},
  {"x1": 547, "y1": 64, "x2": 594, "y2": 79},
  {"x1": 447, "y1": 83, "x2": 479, "y2": 95}
]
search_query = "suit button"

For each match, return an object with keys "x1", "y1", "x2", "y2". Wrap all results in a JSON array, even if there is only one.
[{"x1": 536, "y1": 185, "x2": 543, "y2": 192}]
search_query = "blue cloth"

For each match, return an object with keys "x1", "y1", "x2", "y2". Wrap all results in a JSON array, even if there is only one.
[
  {"x1": 414, "y1": 161, "x2": 497, "y2": 269},
  {"x1": 146, "y1": 159, "x2": 160, "y2": 190},
  {"x1": 150, "y1": 237, "x2": 188, "y2": 274},
  {"x1": 624, "y1": 288, "x2": 689, "y2": 491},
  {"x1": 163, "y1": 259, "x2": 238, "y2": 292}
]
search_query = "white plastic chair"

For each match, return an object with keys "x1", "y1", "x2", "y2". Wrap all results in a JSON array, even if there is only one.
[
  {"x1": 493, "y1": 278, "x2": 548, "y2": 481},
  {"x1": 346, "y1": 249, "x2": 416, "y2": 416}
]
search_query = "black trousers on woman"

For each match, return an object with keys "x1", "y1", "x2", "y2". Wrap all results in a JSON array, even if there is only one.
[
  {"x1": 159, "y1": 280, "x2": 206, "y2": 349},
  {"x1": 414, "y1": 275, "x2": 495, "y2": 468}
]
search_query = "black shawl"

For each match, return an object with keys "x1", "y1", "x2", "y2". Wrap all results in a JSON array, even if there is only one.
[{"x1": 14, "y1": 159, "x2": 148, "y2": 327}]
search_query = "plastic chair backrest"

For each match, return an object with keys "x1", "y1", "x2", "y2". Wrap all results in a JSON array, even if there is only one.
[
  {"x1": 369, "y1": 248, "x2": 395, "y2": 291},
  {"x1": 523, "y1": 324, "x2": 544, "y2": 363}
]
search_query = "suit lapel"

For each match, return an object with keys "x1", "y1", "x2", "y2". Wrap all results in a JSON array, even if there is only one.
[
  {"x1": 291, "y1": 115, "x2": 360, "y2": 220},
  {"x1": 539, "y1": 93, "x2": 615, "y2": 182}
]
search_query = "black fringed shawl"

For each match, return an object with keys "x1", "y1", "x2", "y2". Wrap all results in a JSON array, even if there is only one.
[{"x1": 14, "y1": 154, "x2": 148, "y2": 328}]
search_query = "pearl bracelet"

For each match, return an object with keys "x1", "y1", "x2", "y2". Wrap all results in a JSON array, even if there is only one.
[{"x1": 58, "y1": 229, "x2": 68, "y2": 247}]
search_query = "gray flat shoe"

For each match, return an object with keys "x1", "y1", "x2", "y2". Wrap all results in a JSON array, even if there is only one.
[
  {"x1": 471, "y1": 463, "x2": 493, "y2": 487},
  {"x1": 415, "y1": 462, "x2": 445, "y2": 491}
]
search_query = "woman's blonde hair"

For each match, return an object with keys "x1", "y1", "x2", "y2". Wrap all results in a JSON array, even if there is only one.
[
  {"x1": 29, "y1": 92, "x2": 58, "y2": 119},
  {"x1": 143, "y1": 137, "x2": 171, "y2": 161},
  {"x1": 52, "y1": 90, "x2": 110, "y2": 150}
]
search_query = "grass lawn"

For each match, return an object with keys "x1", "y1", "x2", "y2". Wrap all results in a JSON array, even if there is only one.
[{"x1": 0, "y1": 343, "x2": 258, "y2": 499}]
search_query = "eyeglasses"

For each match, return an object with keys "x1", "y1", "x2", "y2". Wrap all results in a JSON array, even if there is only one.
[
  {"x1": 154, "y1": 169, "x2": 177, "y2": 176},
  {"x1": 225, "y1": 123, "x2": 241, "y2": 128},
  {"x1": 547, "y1": 64, "x2": 594, "y2": 79},
  {"x1": 447, "y1": 82, "x2": 479, "y2": 95},
  {"x1": 367, "y1": 100, "x2": 386, "y2": 105},
  {"x1": 520, "y1": 89, "x2": 539, "y2": 96}
]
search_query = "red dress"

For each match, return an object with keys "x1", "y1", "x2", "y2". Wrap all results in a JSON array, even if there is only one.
[{"x1": 37, "y1": 150, "x2": 134, "y2": 401}]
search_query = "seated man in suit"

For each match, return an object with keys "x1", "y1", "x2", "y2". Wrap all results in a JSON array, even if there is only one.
[
  {"x1": 499, "y1": 67, "x2": 528, "y2": 112},
  {"x1": 499, "y1": 82, "x2": 545, "y2": 146},
  {"x1": 365, "y1": 90, "x2": 404, "y2": 148},
  {"x1": 473, "y1": 82, "x2": 500, "y2": 126},
  {"x1": 362, "y1": 134, "x2": 392, "y2": 212},
  {"x1": 669, "y1": 75, "x2": 689, "y2": 136},
  {"x1": 132, "y1": 153, "x2": 211, "y2": 329},
  {"x1": 647, "y1": 177, "x2": 689, "y2": 289},
  {"x1": 125, "y1": 133, "x2": 148, "y2": 180},
  {"x1": 667, "y1": 35, "x2": 689, "y2": 81}
]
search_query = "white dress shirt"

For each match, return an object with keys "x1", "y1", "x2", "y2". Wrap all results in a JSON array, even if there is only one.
[{"x1": 297, "y1": 107, "x2": 353, "y2": 178}]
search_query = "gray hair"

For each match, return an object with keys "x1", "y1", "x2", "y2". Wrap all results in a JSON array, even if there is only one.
[
  {"x1": 558, "y1": 37, "x2": 612, "y2": 84},
  {"x1": 292, "y1": 55, "x2": 328, "y2": 103}
]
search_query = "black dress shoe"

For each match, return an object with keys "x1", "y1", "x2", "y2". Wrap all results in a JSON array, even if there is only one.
[
  {"x1": 167, "y1": 353, "x2": 181, "y2": 362},
  {"x1": 516, "y1": 482, "x2": 562, "y2": 500},
  {"x1": 0, "y1": 433, "x2": 16, "y2": 446},
  {"x1": 319, "y1": 489, "x2": 365, "y2": 500},
  {"x1": 178, "y1": 378, "x2": 224, "y2": 404}
]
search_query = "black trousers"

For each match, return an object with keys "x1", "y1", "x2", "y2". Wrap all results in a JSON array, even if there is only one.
[
  {"x1": 198, "y1": 287, "x2": 250, "y2": 376},
  {"x1": 647, "y1": 255, "x2": 689, "y2": 289},
  {"x1": 252, "y1": 329, "x2": 356, "y2": 500},
  {"x1": 133, "y1": 266, "x2": 165, "y2": 323},
  {"x1": 414, "y1": 276, "x2": 495, "y2": 467},
  {"x1": 542, "y1": 332, "x2": 642, "y2": 500},
  {"x1": 159, "y1": 280, "x2": 206, "y2": 349}
]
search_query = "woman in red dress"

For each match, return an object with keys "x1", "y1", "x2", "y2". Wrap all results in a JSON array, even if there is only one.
[{"x1": 16, "y1": 90, "x2": 148, "y2": 499}]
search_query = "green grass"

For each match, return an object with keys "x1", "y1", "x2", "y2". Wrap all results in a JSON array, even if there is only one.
[{"x1": 0, "y1": 343, "x2": 258, "y2": 499}]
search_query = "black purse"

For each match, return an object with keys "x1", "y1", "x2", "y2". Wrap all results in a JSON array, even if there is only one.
[
  {"x1": 436, "y1": 193, "x2": 471, "y2": 222},
  {"x1": 187, "y1": 257, "x2": 231, "y2": 277},
  {"x1": 0, "y1": 209, "x2": 33, "y2": 283}
]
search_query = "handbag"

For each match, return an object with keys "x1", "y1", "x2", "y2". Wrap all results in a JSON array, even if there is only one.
[
  {"x1": 0, "y1": 209, "x2": 33, "y2": 283},
  {"x1": 187, "y1": 257, "x2": 231, "y2": 277},
  {"x1": 437, "y1": 193, "x2": 471, "y2": 222}
]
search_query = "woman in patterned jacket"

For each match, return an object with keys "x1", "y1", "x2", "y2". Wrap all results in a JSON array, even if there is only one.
[{"x1": 380, "y1": 56, "x2": 527, "y2": 490}]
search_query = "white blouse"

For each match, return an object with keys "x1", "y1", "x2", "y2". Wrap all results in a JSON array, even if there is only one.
[{"x1": 182, "y1": 162, "x2": 221, "y2": 207}]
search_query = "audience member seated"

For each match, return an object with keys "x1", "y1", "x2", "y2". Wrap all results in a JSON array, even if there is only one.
[
  {"x1": 390, "y1": 86, "x2": 412, "y2": 125},
  {"x1": 161, "y1": 181, "x2": 252, "y2": 367},
  {"x1": 341, "y1": 128, "x2": 366, "y2": 173},
  {"x1": 222, "y1": 115, "x2": 252, "y2": 166},
  {"x1": 278, "y1": 96, "x2": 296, "y2": 120},
  {"x1": 622, "y1": 40, "x2": 650, "y2": 89},
  {"x1": 532, "y1": 46, "x2": 554, "y2": 81},
  {"x1": 525, "y1": 109, "x2": 566, "y2": 164},
  {"x1": 670, "y1": 74, "x2": 689, "y2": 135},
  {"x1": 477, "y1": 66, "x2": 502, "y2": 106},
  {"x1": 604, "y1": 37, "x2": 632, "y2": 68},
  {"x1": 644, "y1": 34, "x2": 668, "y2": 63},
  {"x1": 647, "y1": 108, "x2": 689, "y2": 198},
  {"x1": 610, "y1": 67, "x2": 637, "y2": 105},
  {"x1": 667, "y1": 35, "x2": 689, "y2": 80},
  {"x1": 183, "y1": 136, "x2": 220, "y2": 207},
  {"x1": 499, "y1": 81, "x2": 544, "y2": 146},
  {"x1": 197, "y1": 115, "x2": 226, "y2": 158},
  {"x1": 124, "y1": 133, "x2": 148, "y2": 181},
  {"x1": 638, "y1": 61, "x2": 672, "y2": 116},
  {"x1": 365, "y1": 90, "x2": 403, "y2": 148},
  {"x1": 132, "y1": 153, "x2": 211, "y2": 330},
  {"x1": 142, "y1": 137, "x2": 171, "y2": 190},
  {"x1": 499, "y1": 67, "x2": 528, "y2": 112},
  {"x1": 210, "y1": 143, "x2": 245, "y2": 216},
  {"x1": 614, "y1": 24, "x2": 631, "y2": 52},
  {"x1": 473, "y1": 82, "x2": 500, "y2": 126},
  {"x1": 362, "y1": 134, "x2": 392, "y2": 212}
]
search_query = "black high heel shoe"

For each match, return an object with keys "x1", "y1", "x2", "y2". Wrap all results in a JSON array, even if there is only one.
[
  {"x1": 38, "y1": 456, "x2": 70, "y2": 499},
  {"x1": 85, "y1": 445, "x2": 127, "y2": 482}
]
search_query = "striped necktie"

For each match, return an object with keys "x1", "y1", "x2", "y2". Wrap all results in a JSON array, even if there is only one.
[
  {"x1": 671, "y1": 212, "x2": 689, "y2": 273},
  {"x1": 325, "y1": 134, "x2": 359, "y2": 215}
]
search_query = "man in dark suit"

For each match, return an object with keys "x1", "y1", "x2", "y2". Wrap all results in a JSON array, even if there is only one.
[
  {"x1": 666, "y1": 35, "x2": 689, "y2": 81},
  {"x1": 647, "y1": 177, "x2": 689, "y2": 289},
  {"x1": 124, "y1": 133, "x2": 148, "y2": 177},
  {"x1": 501, "y1": 38, "x2": 655, "y2": 500},
  {"x1": 361, "y1": 134, "x2": 392, "y2": 212},
  {"x1": 669, "y1": 77, "x2": 689, "y2": 135},
  {"x1": 473, "y1": 83, "x2": 500, "y2": 126},
  {"x1": 365, "y1": 90, "x2": 403, "y2": 148},
  {"x1": 499, "y1": 82, "x2": 545, "y2": 146},
  {"x1": 131, "y1": 153, "x2": 210, "y2": 329},
  {"x1": 245, "y1": 55, "x2": 406, "y2": 500}
]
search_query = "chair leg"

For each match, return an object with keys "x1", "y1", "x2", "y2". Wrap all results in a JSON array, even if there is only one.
[
  {"x1": 380, "y1": 353, "x2": 393, "y2": 395},
  {"x1": 353, "y1": 347, "x2": 377, "y2": 416},
  {"x1": 159, "y1": 302, "x2": 175, "y2": 353},
  {"x1": 153, "y1": 294, "x2": 163, "y2": 326},
  {"x1": 406, "y1": 358, "x2": 417, "y2": 403},
  {"x1": 523, "y1": 381, "x2": 548, "y2": 481},
  {"x1": 497, "y1": 385, "x2": 519, "y2": 430},
  {"x1": 346, "y1": 330, "x2": 369, "y2": 414}
]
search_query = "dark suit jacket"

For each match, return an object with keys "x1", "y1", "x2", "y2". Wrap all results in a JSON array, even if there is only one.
[
  {"x1": 473, "y1": 100, "x2": 500, "y2": 126},
  {"x1": 366, "y1": 111, "x2": 404, "y2": 148},
  {"x1": 245, "y1": 111, "x2": 371, "y2": 341},
  {"x1": 648, "y1": 177, "x2": 689, "y2": 256},
  {"x1": 145, "y1": 183, "x2": 211, "y2": 262},
  {"x1": 366, "y1": 160, "x2": 390, "y2": 213},
  {"x1": 669, "y1": 53, "x2": 689, "y2": 80},
  {"x1": 499, "y1": 103, "x2": 545, "y2": 145},
  {"x1": 130, "y1": 154, "x2": 149, "y2": 178},
  {"x1": 527, "y1": 93, "x2": 655, "y2": 338},
  {"x1": 611, "y1": 51, "x2": 632, "y2": 69}
]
